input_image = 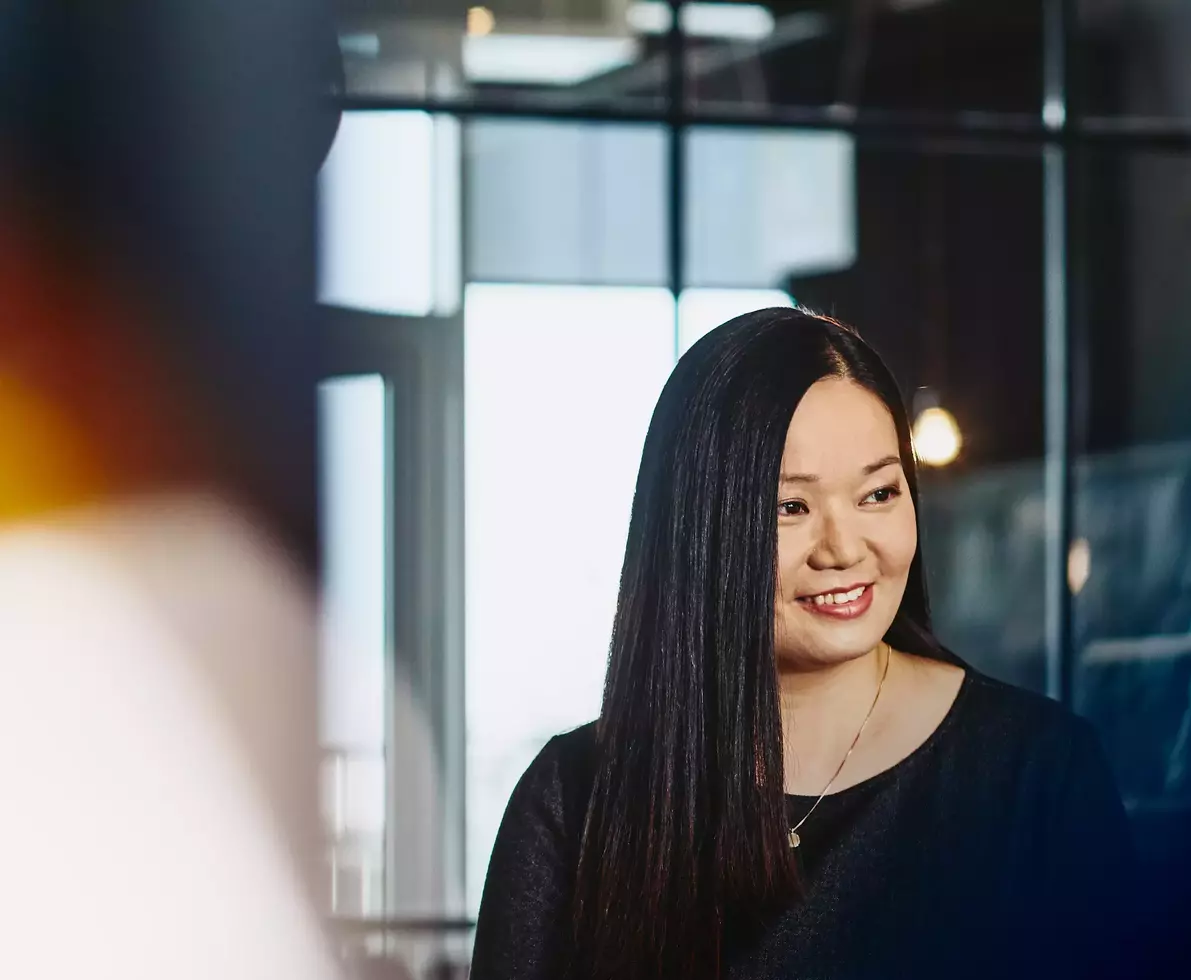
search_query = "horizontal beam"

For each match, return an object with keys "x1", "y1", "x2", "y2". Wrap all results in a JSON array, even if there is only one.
[
  {"x1": 333, "y1": 95, "x2": 1191, "y2": 153},
  {"x1": 332, "y1": 915, "x2": 477, "y2": 934}
]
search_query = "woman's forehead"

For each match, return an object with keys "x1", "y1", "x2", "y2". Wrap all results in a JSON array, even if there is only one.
[{"x1": 780, "y1": 378, "x2": 900, "y2": 479}]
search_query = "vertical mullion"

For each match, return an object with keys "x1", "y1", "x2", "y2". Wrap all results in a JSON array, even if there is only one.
[
  {"x1": 1042, "y1": 0, "x2": 1074, "y2": 706},
  {"x1": 667, "y1": 1, "x2": 686, "y2": 360}
]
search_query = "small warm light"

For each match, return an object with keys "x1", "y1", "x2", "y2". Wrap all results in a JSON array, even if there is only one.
[
  {"x1": 467, "y1": 6, "x2": 496, "y2": 36},
  {"x1": 1068, "y1": 538, "x2": 1091, "y2": 595},
  {"x1": 912, "y1": 406, "x2": 962, "y2": 467}
]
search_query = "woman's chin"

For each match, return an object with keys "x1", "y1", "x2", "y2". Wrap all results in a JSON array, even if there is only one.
[{"x1": 775, "y1": 629, "x2": 890, "y2": 671}]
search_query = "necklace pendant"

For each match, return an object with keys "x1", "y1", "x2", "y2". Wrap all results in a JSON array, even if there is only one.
[{"x1": 788, "y1": 830, "x2": 801, "y2": 848}]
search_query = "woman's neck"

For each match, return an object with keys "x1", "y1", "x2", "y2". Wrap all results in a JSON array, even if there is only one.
[{"x1": 777, "y1": 645, "x2": 889, "y2": 794}]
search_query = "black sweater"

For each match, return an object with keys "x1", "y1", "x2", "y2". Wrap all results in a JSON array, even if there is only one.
[{"x1": 471, "y1": 670, "x2": 1137, "y2": 979}]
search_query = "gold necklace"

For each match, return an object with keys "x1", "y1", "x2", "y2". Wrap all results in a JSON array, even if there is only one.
[{"x1": 788, "y1": 643, "x2": 891, "y2": 848}]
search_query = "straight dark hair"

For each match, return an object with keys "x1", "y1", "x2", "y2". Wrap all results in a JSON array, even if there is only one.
[{"x1": 568, "y1": 308, "x2": 955, "y2": 979}]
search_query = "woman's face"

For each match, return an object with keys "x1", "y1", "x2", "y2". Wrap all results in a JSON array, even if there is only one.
[{"x1": 773, "y1": 377, "x2": 917, "y2": 670}]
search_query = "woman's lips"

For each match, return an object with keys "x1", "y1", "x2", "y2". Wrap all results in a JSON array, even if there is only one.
[{"x1": 796, "y1": 583, "x2": 874, "y2": 620}]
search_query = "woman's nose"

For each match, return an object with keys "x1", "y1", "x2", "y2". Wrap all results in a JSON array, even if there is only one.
[{"x1": 807, "y1": 509, "x2": 864, "y2": 570}]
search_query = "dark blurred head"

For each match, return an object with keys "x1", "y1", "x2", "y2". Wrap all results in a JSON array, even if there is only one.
[
  {"x1": 571, "y1": 308, "x2": 951, "y2": 980},
  {"x1": 0, "y1": 0, "x2": 342, "y2": 562}
]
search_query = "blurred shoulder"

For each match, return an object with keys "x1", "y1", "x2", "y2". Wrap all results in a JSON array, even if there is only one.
[{"x1": 0, "y1": 498, "x2": 336, "y2": 980}]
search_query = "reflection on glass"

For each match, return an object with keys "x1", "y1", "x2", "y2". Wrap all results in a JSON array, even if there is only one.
[
  {"x1": 1073, "y1": 445, "x2": 1191, "y2": 803},
  {"x1": 1067, "y1": 149, "x2": 1191, "y2": 933}
]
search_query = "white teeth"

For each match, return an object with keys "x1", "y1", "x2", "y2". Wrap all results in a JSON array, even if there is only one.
[{"x1": 809, "y1": 585, "x2": 866, "y2": 606}]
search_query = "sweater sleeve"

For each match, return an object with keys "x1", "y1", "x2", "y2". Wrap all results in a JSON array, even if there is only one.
[
  {"x1": 469, "y1": 736, "x2": 578, "y2": 980},
  {"x1": 1040, "y1": 717, "x2": 1139, "y2": 978}
]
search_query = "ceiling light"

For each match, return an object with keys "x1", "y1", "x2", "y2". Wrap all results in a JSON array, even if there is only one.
[
  {"x1": 626, "y1": 2, "x2": 774, "y2": 42},
  {"x1": 467, "y1": 6, "x2": 496, "y2": 37},
  {"x1": 912, "y1": 406, "x2": 962, "y2": 467},
  {"x1": 1067, "y1": 538, "x2": 1091, "y2": 595}
]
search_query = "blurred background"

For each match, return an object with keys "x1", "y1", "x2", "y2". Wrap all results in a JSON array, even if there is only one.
[{"x1": 315, "y1": 1, "x2": 1191, "y2": 975}]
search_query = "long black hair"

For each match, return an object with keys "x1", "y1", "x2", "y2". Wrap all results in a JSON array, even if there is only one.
[{"x1": 569, "y1": 309, "x2": 954, "y2": 979}]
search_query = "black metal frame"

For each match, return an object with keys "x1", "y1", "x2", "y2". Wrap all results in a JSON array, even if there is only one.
[{"x1": 338, "y1": 94, "x2": 1191, "y2": 151}]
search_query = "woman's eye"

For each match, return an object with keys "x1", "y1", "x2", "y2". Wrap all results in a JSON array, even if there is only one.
[
  {"x1": 863, "y1": 485, "x2": 901, "y2": 505},
  {"x1": 779, "y1": 500, "x2": 809, "y2": 517}
]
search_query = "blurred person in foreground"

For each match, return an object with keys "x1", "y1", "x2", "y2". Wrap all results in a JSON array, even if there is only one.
[
  {"x1": 471, "y1": 310, "x2": 1138, "y2": 980},
  {"x1": 0, "y1": 2, "x2": 344, "y2": 977}
]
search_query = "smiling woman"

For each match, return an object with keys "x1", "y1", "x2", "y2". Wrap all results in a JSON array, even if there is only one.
[{"x1": 469, "y1": 308, "x2": 1137, "y2": 980}]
